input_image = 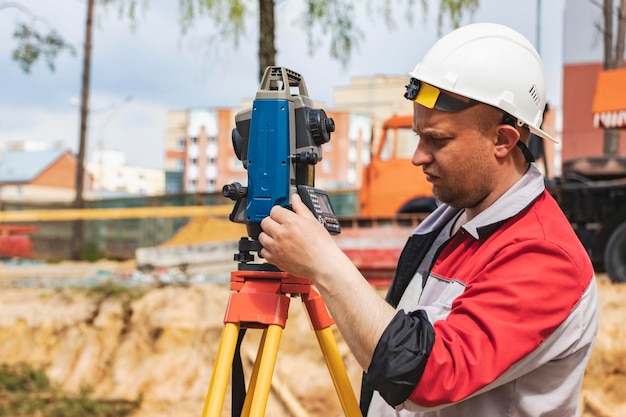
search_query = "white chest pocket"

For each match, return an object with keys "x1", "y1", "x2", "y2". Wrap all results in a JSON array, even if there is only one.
[{"x1": 416, "y1": 274, "x2": 465, "y2": 323}]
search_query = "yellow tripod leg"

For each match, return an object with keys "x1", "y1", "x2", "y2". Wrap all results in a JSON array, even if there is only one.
[
  {"x1": 242, "y1": 324, "x2": 283, "y2": 417},
  {"x1": 315, "y1": 327, "x2": 362, "y2": 417},
  {"x1": 202, "y1": 322, "x2": 240, "y2": 417}
]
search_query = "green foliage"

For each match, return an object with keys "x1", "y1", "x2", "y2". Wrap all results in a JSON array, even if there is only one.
[
  {"x1": 44, "y1": 389, "x2": 141, "y2": 417},
  {"x1": 0, "y1": 363, "x2": 50, "y2": 393},
  {"x1": 81, "y1": 242, "x2": 103, "y2": 262},
  {"x1": 177, "y1": 0, "x2": 247, "y2": 45},
  {"x1": 171, "y1": 0, "x2": 479, "y2": 70},
  {"x1": 302, "y1": 0, "x2": 479, "y2": 67},
  {"x1": 437, "y1": 0, "x2": 480, "y2": 33},
  {"x1": 11, "y1": 23, "x2": 76, "y2": 73},
  {"x1": 6, "y1": 0, "x2": 479, "y2": 74},
  {"x1": 303, "y1": 0, "x2": 364, "y2": 68},
  {"x1": 83, "y1": 281, "x2": 147, "y2": 319},
  {"x1": 68, "y1": 0, "x2": 479, "y2": 74},
  {"x1": 0, "y1": 364, "x2": 141, "y2": 417},
  {"x1": 85, "y1": 280, "x2": 132, "y2": 299},
  {"x1": 99, "y1": 0, "x2": 149, "y2": 31}
]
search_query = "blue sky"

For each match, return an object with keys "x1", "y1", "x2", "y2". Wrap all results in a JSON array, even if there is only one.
[{"x1": 0, "y1": 0, "x2": 567, "y2": 169}]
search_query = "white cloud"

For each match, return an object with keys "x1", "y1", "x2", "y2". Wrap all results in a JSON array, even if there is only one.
[
  {"x1": 0, "y1": 97, "x2": 167, "y2": 169},
  {"x1": 0, "y1": 106, "x2": 78, "y2": 146}
]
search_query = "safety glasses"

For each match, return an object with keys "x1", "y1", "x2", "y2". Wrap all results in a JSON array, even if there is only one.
[{"x1": 404, "y1": 78, "x2": 479, "y2": 112}]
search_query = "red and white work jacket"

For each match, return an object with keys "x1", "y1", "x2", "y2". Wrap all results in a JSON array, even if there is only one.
[{"x1": 362, "y1": 164, "x2": 599, "y2": 417}]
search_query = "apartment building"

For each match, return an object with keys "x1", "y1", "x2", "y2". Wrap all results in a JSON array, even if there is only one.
[
  {"x1": 164, "y1": 106, "x2": 373, "y2": 194},
  {"x1": 86, "y1": 149, "x2": 165, "y2": 197},
  {"x1": 333, "y1": 74, "x2": 413, "y2": 126}
]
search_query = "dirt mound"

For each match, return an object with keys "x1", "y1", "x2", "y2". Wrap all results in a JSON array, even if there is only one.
[
  {"x1": 581, "y1": 275, "x2": 626, "y2": 417},
  {"x1": 161, "y1": 217, "x2": 246, "y2": 247}
]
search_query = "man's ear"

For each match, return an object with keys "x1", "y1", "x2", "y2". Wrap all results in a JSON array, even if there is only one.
[{"x1": 494, "y1": 124, "x2": 521, "y2": 158}]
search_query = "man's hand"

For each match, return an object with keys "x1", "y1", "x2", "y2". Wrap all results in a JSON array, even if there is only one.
[
  {"x1": 260, "y1": 194, "x2": 397, "y2": 371},
  {"x1": 259, "y1": 193, "x2": 342, "y2": 281}
]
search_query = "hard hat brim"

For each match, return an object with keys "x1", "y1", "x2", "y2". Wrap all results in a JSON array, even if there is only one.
[{"x1": 529, "y1": 125, "x2": 558, "y2": 144}]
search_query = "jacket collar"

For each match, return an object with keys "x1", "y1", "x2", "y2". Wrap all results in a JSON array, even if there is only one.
[{"x1": 414, "y1": 164, "x2": 545, "y2": 240}]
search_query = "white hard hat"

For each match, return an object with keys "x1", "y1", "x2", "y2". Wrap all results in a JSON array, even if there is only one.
[{"x1": 407, "y1": 22, "x2": 556, "y2": 143}]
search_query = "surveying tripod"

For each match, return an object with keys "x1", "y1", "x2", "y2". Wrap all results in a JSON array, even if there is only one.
[{"x1": 201, "y1": 238, "x2": 361, "y2": 417}]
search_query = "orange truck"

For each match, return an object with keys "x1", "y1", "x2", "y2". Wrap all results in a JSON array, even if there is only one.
[
  {"x1": 336, "y1": 114, "x2": 437, "y2": 286},
  {"x1": 359, "y1": 114, "x2": 436, "y2": 217}
]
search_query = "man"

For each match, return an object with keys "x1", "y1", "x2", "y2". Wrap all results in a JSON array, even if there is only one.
[{"x1": 259, "y1": 23, "x2": 598, "y2": 416}]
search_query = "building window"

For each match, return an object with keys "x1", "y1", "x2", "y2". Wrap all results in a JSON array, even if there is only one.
[
  {"x1": 207, "y1": 142, "x2": 218, "y2": 158},
  {"x1": 322, "y1": 159, "x2": 332, "y2": 173},
  {"x1": 230, "y1": 156, "x2": 245, "y2": 172}
]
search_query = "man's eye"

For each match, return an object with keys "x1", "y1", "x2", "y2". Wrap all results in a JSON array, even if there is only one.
[{"x1": 432, "y1": 136, "x2": 452, "y2": 142}]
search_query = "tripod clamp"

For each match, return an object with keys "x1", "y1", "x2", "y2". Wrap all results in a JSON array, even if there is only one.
[{"x1": 233, "y1": 237, "x2": 282, "y2": 272}]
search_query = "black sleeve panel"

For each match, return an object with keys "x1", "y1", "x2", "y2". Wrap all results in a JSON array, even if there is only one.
[
  {"x1": 362, "y1": 309, "x2": 435, "y2": 407},
  {"x1": 386, "y1": 231, "x2": 441, "y2": 307}
]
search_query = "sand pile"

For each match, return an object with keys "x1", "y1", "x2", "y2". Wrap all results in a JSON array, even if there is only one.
[{"x1": 160, "y1": 217, "x2": 246, "y2": 247}]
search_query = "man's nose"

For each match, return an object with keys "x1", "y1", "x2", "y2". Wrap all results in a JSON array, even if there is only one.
[{"x1": 412, "y1": 142, "x2": 432, "y2": 166}]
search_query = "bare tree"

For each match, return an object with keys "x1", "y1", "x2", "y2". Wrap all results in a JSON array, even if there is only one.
[{"x1": 1, "y1": 1, "x2": 75, "y2": 73}]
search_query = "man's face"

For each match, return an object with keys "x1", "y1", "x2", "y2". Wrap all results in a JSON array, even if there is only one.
[{"x1": 411, "y1": 102, "x2": 499, "y2": 210}]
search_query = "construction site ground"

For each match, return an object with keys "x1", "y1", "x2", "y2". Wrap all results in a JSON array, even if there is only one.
[{"x1": 0, "y1": 216, "x2": 624, "y2": 416}]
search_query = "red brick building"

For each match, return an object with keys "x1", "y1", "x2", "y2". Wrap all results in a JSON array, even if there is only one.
[{"x1": 0, "y1": 149, "x2": 92, "y2": 202}]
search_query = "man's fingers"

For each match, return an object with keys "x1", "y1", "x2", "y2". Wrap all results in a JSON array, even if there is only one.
[
  {"x1": 264, "y1": 194, "x2": 315, "y2": 224},
  {"x1": 267, "y1": 204, "x2": 293, "y2": 226},
  {"x1": 259, "y1": 213, "x2": 276, "y2": 234},
  {"x1": 291, "y1": 193, "x2": 316, "y2": 219}
]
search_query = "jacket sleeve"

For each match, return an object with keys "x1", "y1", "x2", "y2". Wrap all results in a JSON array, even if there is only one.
[{"x1": 362, "y1": 308, "x2": 435, "y2": 407}]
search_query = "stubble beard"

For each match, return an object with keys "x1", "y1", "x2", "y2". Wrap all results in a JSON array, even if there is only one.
[{"x1": 430, "y1": 154, "x2": 492, "y2": 210}]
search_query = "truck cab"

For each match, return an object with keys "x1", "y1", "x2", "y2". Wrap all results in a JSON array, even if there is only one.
[{"x1": 359, "y1": 115, "x2": 437, "y2": 217}]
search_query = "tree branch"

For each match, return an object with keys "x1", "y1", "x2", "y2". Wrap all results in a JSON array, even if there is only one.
[{"x1": 0, "y1": 2, "x2": 46, "y2": 23}]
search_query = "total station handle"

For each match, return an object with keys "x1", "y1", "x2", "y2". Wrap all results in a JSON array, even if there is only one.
[{"x1": 257, "y1": 67, "x2": 309, "y2": 100}]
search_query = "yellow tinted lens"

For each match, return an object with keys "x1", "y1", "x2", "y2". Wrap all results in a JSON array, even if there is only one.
[{"x1": 415, "y1": 83, "x2": 440, "y2": 109}]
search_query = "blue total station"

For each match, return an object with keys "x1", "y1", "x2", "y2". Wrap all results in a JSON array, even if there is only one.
[{"x1": 245, "y1": 98, "x2": 292, "y2": 223}]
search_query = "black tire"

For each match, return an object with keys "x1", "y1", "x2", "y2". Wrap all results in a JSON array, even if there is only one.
[
  {"x1": 604, "y1": 221, "x2": 626, "y2": 283},
  {"x1": 397, "y1": 197, "x2": 439, "y2": 214}
]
